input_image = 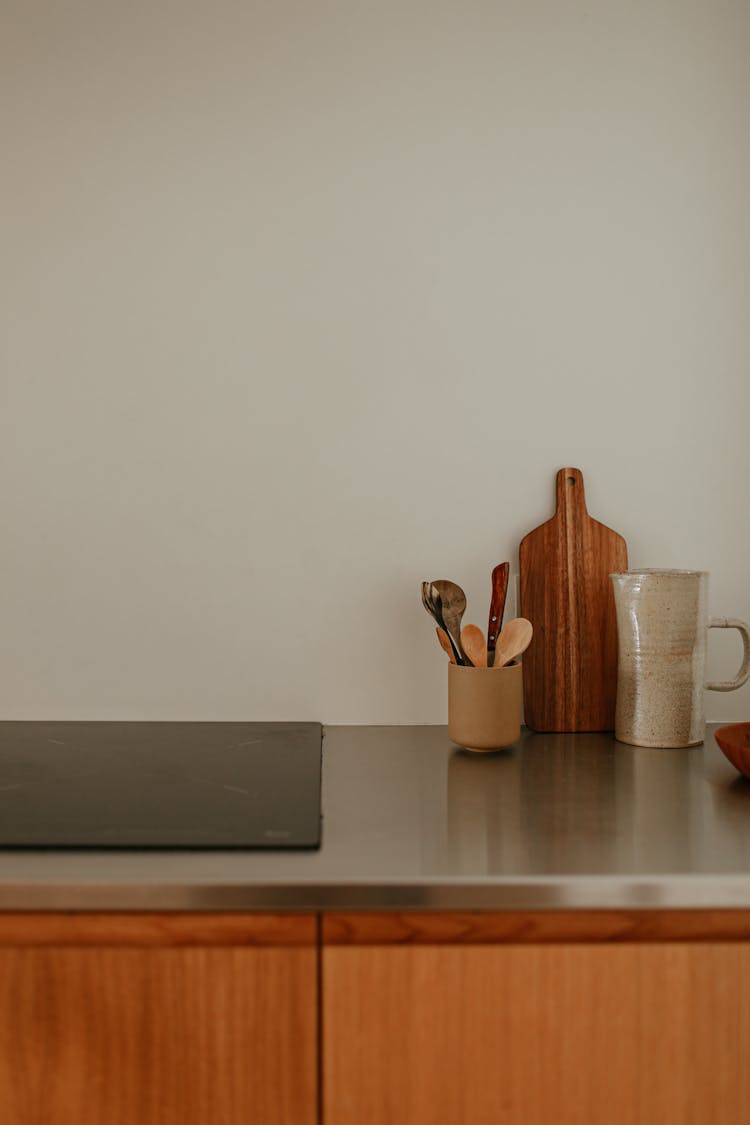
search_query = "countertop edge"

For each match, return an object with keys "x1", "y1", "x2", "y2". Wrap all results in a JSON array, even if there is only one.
[{"x1": 2, "y1": 875, "x2": 750, "y2": 912}]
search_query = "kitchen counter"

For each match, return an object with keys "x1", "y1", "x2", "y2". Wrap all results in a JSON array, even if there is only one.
[{"x1": 0, "y1": 723, "x2": 748, "y2": 911}]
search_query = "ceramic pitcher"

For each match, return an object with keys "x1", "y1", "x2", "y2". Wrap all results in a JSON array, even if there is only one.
[{"x1": 610, "y1": 570, "x2": 750, "y2": 747}]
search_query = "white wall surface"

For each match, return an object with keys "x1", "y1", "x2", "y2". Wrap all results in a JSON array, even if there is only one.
[{"x1": 2, "y1": 0, "x2": 749, "y2": 723}]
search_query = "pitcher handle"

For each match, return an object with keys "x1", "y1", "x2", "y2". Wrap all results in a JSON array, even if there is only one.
[{"x1": 706, "y1": 617, "x2": 750, "y2": 692}]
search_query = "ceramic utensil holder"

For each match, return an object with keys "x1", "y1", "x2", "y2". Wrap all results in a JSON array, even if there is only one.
[
  {"x1": 610, "y1": 569, "x2": 750, "y2": 748},
  {"x1": 448, "y1": 662, "x2": 522, "y2": 752}
]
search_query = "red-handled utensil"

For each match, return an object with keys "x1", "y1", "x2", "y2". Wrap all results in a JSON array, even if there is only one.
[{"x1": 487, "y1": 562, "x2": 510, "y2": 658}]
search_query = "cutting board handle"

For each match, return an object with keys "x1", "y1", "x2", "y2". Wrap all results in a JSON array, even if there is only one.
[{"x1": 555, "y1": 467, "x2": 588, "y2": 517}]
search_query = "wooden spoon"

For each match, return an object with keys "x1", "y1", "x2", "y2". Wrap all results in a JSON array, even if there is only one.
[
  {"x1": 436, "y1": 627, "x2": 456, "y2": 663},
  {"x1": 421, "y1": 582, "x2": 463, "y2": 664},
  {"x1": 460, "y1": 624, "x2": 487, "y2": 667},
  {"x1": 431, "y1": 580, "x2": 468, "y2": 663},
  {"x1": 493, "y1": 617, "x2": 533, "y2": 668}
]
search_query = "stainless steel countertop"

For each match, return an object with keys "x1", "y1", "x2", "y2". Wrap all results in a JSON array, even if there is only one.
[{"x1": 0, "y1": 724, "x2": 749, "y2": 911}]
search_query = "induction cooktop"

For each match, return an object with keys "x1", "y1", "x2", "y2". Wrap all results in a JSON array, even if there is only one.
[{"x1": 0, "y1": 721, "x2": 322, "y2": 848}]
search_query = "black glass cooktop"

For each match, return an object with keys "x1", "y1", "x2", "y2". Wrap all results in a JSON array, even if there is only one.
[{"x1": 0, "y1": 721, "x2": 322, "y2": 848}]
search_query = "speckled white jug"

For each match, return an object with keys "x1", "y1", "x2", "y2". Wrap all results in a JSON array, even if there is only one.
[{"x1": 610, "y1": 570, "x2": 750, "y2": 748}]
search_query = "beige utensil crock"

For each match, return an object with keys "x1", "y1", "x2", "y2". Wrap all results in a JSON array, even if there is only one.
[
  {"x1": 610, "y1": 570, "x2": 750, "y2": 748},
  {"x1": 447, "y1": 662, "x2": 522, "y2": 752}
]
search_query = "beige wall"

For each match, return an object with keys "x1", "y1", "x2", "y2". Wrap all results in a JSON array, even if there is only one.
[{"x1": 2, "y1": 0, "x2": 749, "y2": 723}]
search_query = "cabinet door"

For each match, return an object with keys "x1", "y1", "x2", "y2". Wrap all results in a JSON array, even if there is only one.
[
  {"x1": 0, "y1": 914, "x2": 317, "y2": 1125},
  {"x1": 323, "y1": 913, "x2": 750, "y2": 1125}
]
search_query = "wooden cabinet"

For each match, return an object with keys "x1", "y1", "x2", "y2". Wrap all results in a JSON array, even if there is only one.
[
  {"x1": 1, "y1": 909, "x2": 749, "y2": 1125},
  {"x1": 322, "y1": 911, "x2": 750, "y2": 1125},
  {"x1": 0, "y1": 914, "x2": 317, "y2": 1125}
]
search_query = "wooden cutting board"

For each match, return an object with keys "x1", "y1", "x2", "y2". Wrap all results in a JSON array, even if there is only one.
[{"x1": 519, "y1": 468, "x2": 628, "y2": 731}]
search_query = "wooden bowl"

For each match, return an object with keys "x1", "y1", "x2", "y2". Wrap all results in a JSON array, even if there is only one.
[{"x1": 714, "y1": 723, "x2": 750, "y2": 778}]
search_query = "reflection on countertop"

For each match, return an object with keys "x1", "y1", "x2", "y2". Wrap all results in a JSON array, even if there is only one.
[
  {"x1": 438, "y1": 732, "x2": 722, "y2": 878},
  {"x1": 0, "y1": 724, "x2": 748, "y2": 910}
]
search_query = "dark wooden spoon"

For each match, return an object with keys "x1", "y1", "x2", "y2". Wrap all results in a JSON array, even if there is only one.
[
  {"x1": 431, "y1": 580, "x2": 468, "y2": 664},
  {"x1": 421, "y1": 582, "x2": 464, "y2": 664}
]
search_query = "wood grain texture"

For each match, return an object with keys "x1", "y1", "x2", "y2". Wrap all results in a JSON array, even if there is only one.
[
  {"x1": 460, "y1": 624, "x2": 488, "y2": 667},
  {"x1": 323, "y1": 909, "x2": 750, "y2": 945},
  {"x1": 0, "y1": 943, "x2": 317, "y2": 1125},
  {"x1": 0, "y1": 912, "x2": 316, "y2": 946},
  {"x1": 487, "y1": 561, "x2": 510, "y2": 652},
  {"x1": 519, "y1": 467, "x2": 627, "y2": 731},
  {"x1": 324, "y1": 941, "x2": 750, "y2": 1125}
]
